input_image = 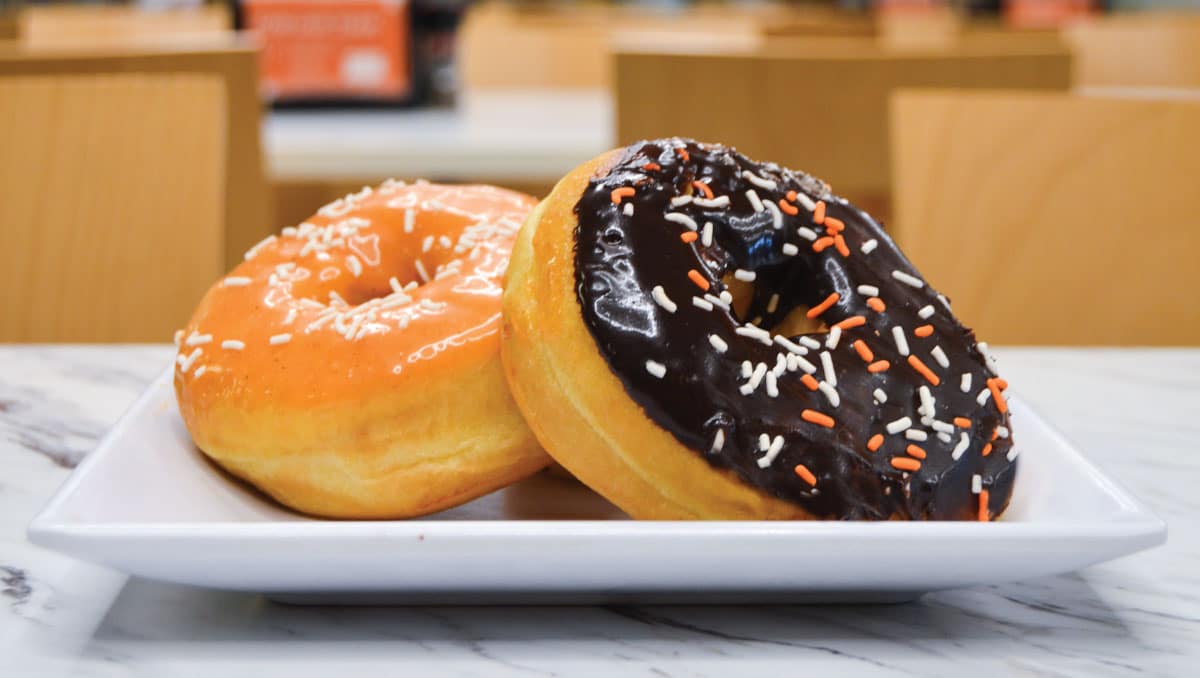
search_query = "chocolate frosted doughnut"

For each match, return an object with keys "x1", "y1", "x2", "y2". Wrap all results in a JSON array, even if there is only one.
[{"x1": 502, "y1": 138, "x2": 1016, "y2": 520}]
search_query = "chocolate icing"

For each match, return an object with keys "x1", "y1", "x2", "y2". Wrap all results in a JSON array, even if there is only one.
[{"x1": 573, "y1": 139, "x2": 1016, "y2": 520}]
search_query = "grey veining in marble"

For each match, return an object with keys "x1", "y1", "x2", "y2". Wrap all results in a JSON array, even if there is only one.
[{"x1": 1, "y1": 346, "x2": 1198, "y2": 677}]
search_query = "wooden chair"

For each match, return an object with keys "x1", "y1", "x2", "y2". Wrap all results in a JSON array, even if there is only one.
[
  {"x1": 1064, "y1": 12, "x2": 1200, "y2": 89},
  {"x1": 0, "y1": 73, "x2": 226, "y2": 342},
  {"x1": 890, "y1": 90, "x2": 1200, "y2": 346},
  {"x1": 0, "y1": 39, "x2": 270, "y2": 271}
]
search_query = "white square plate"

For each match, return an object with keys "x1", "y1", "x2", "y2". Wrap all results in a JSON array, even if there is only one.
[{"x1": 28, "y1": 367, "x2": 1165, "y2": 604}]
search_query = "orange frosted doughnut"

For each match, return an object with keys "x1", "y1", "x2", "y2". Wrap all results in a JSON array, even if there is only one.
[{"x1": 174, "y1": 180, "x2": 549, "y2": 518}]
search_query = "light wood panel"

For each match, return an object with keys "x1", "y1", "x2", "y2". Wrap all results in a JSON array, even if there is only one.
[
  {"x1": 616, "y1": 40, "x2": 1071, "y2": 211},
  {"x1": 891, "y1": 90, "x2": 1200, "y2": 346},
  {"x1": 0, "y1": 39, "x2": 269, "y2": 271},
  {"x1": 0, "y1": 74, "x2": 226, "y2": 342},
  {"x1": 16, "y1": 4, "x2": 231, "y2": 45},
  {"x1": 1064, "y1": 12, "x2": 1200, "y2": 89}
]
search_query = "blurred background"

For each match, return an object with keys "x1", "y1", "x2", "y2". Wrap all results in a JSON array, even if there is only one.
[{"x1": 1, "y1": 0, "x2": 1197, "y2": 346}]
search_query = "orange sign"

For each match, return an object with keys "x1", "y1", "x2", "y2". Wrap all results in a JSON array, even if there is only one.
[{"x1": 243, "y1": 0, "x2": 411, "y2": 101}]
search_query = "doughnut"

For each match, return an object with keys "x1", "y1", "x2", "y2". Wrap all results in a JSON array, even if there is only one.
[
  {"x1": 501, "y1": 139, "x2": 1016, "y2": 520},
  {"x1": 174, "y1": 180, "x2": 549, "y2": 519}
]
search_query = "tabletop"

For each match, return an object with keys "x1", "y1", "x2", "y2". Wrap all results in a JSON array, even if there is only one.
[{"x1": 1, "y1": 345, "x2": 1197, "y2": 676}]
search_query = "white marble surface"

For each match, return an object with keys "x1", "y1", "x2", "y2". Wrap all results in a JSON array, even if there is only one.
[{"x1": 1, "y1": 345, "x2": 1197, "y2": 676}]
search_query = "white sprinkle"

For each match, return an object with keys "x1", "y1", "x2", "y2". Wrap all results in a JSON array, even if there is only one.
[
  {"x1": 1007, "y1": 447, "x2": 1019, "y2": 462},
  {"x1": 422, "y1": 235, "x2": 434, "y2": 253},
  {"x1": 886, "y1": 417, "x2": 913, "y2": 434},
  {"x1": 857, "y1": 285, "x2": 879, "y2": 297},
  {"x1": 919, "y1": 385, "x2": 935, "y2": 416},
  {"x1": 651, "y1": 286, "x2": 678, "y2": 313},
  {"x1": 711, "y1": 430, "x2": 725, "y2": 454},
  {"x1": 759, "y1": 433, "x2": 771, "y2": 451},
  {"x1": 873, "y1": 388, "x2": 888, "y2": 403},
  {"x1": 766, "y1": 372, "x2": 779, "y2": 398},
  {"x1": 709, "y1": 334, "x2": 728, "y2": 353},
  {"x1": 692, "y1": 296, "x2": 714, "y2": 311},
  {"x1": 281, "y1": 226, "x2": 298, "y2": 237},
  {"x1": 820, "y1": 351, "x2": 837, "y2": 386},
  {"x1": 767, "y1": 293, "x2": 780, "y2": 314},
  {"x1": 177, "y1": 348, "x2": 202, "y2": 373},
  {"x1": 764, "y1": 199, "x2": 783, "y2": 229},
  {"x1": 826, "y1": 326, "x2": 844, "y2": 350},
  {"x1": 704, "y1": 293, "x2": 730, "y2": 310},
  {"x1": 938, "y1": 294, "x2": 953, "y2": 311},
  {"x1": 772, "y1": 353, "x2": 787, "y2": 377},
  {"x1": 972, "y1": 474, "x2": 983, "y2": 494},
  {"x1": 389, "y1": 277, "x2": 404, "y2": 294},
  {"x1": 757, "y1": 435, "x2": 785, "y2": 468},
  {"x1": 997, "y1": 426, "x2": 1010, "y2": 439},
  {"x1": 185, "y1": 332, "x2": 212, "y2": 346},
  {"x1": 329, "y1": 290, "x2": 347, "y2": 306},
  {"x1": 918, "y1": 305, "x2": 935, "y2": 320},
  {"x1": 938, "y1": 432, "x2": 953, "y2": 443},
  {"x1": 415, "y1": 259, "x2": 430, "y2": 283},
  {"x1": 403, "y1": 208, "x2": 415, "y2": 233},
  {"x1": 741, "y1": 360, "x2": 753, "y2": 378},
  {"x1": 701, "y1": 222, "x2": 714, "y2": 247},
  {"x1": 740, "y1": 362, "x2": 768, "y2": 395},
  {"x1": 735, "y1": 325, "x2": 773, "y2": 345},
  {"x1": 953, "y1": 433, "x2": 971, "y2": 460},
  {"x1": 793, "y1": 355, "x2": 818, "y2": 375},
  {"x1": 346, "y1": 255, "x2": 363, "y2": 277},
  {"x1": 719, "y1": 290, "x2": 733, "y2": 305},
  {"x1": 222, "y1": 276, "x2": 252, "y2": 287},
  {"x1": 670, "y1": 195, "x2": 693, "y2": 207},
  {"x1": 797, "y1": 227, "x2": 818, "y2": 241},
  {"x1": 794, "y1": 192, "x2": 816, "y2": 211},
  {"x1": 977, "y1": 341, "x2": 1001, "y2": 375},
  {"x1": 284, "y1": 308, "x2": 297, "y2": 325},
  {"x1": 861, "y1": 239, "x2": 878, "y2": 254},
  {"x1": 645, "y1": 360, "x2": 667, "y2": 379},
  {"x1": 931, "y1": 345, "x2": 950, "y2": 368},
  {"x1": 173, "y1": 330, "x2": 183, "y2": 347},
  {"x1": 244, "y1": 234, "x2": 276, "y2": 260},
  {"x1": 269, "y1": 333, "x2": 292, "y2": 346},
  {"x1": 818, "y1": 381, "x2": 840, "y2": 407},
  {"x1": 743, "y1": 170, "x2": 777, "y2": 190},
  {"x1": 623, "y1": 202, "x2": 634, "y2": 217},
  {"x1": 221, "y1": 340, "x2": 245, "y2": 350},
  {"x1": 665, "y1": 212, "x2": 699, "y2": 231},
  {"x1": 892, "y1": 270, "x2": 924, "y2": 288},
  {"x1": 931, "y1": 420, "x2": 955, "y2": 434},
  {"x1": 694, "y1": 196, "x2": 730, "y2": 208},
  {"x1": 404, "y1": 281, "x2": 419, "y2": 291},
  {"x1": 192, "y1": 365, "x2": 207, "y2": 378},
  {"x1": 977, "y1": 388, "x2": 992, "y2": 405},
  {"x1": 746, "y1": 189, "x2": 765, "y2": 213},
  {"x1": 799, "y1": 336, "x2": 821, "y2": 350},
  {"x1": 774, "y1": 335, "x2": 808, "y2": 355},
  {"x1": 892, "y1": 326, "x2": 910, "y2": 356},
  {"x1": 961, "y1": 373, "x2": 973, "y2": 393},
  {"x1": 782, "y1": 243, "x2": 799, "y2": 256},
  {"x1": 905, "y1": 429, "x2": 928, "y2": 442},
  {"x1": 734, "y1": 269, "x2": 756, "y2": 282}
]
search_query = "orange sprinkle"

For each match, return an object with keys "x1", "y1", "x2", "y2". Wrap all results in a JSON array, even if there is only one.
[
  {"x1": 813, "y1": 200, "x2": 827, "y2": 224},
  {"x1": 786, "y1": 190, "x2": 798, "y2": 202},
  {"x1": 991, "y1": 428, "x2": 1000, "y2": 441},
  {"x1": 835, "y1": 315, "x2": 866, "y2": 330},
  {"x1": 853, "y1": 339, "x2": 874, "y2": 362},
  {"x1": 987, "y1": 378, "x2": 1008, "y2": 413},
  {"x1": 801, "y1": 409, "x2": 836, "y2": 428},
  {"x1": 806, "y1": 292, "x2": 840, "y2": 319},
  {"x1": 824, "y1": 216, "x2": 845, "y2": 234},
  {"x1": 778, "y1": 199, "x2": 799, "y2": 216},
  {"x1": 800, "y1": 373, "x2": 820, "y2": 391},
  {"x1": 914, "y1": 324, "x2": 934, "y2": 338},
  {"x1": 867, "y1": 433, "x2": 884, "y2": 452},
  {"x1": 611, "y1": 187, "x2": 635, "y2": 204},
  {"x1": 679, "y1": 231, "x2": 699, "y2": 244},
  {"x1": 692, "y1": 180, "x2": 714, "y2": 199},
  {"x1": 953, "y1": 417, "x2": 972, "y2": 428},
  {"x1": 995, "y1": 378, "x2": 1009, "y2": 391},
  {"x1": 867, "y1": 360, "x2": 891, "y2": 373},
  {"x1": 891, "y1": 457, "x2": 921, "y2": 472},
  {"x1": 906, "y1": 444, "x2": 927, "y2": 460},
  {"x1": 907, "y1": 355, "x2": 941, "y2": 385},
  {"x1": 676, "y1": 147, "x2": 690, "y2": 162},
  {"x1": 813, "y1": 237, "x2": 835, "y2": 253},
  {"x1": 834, "y1": 235, "x2": 850, "y2": 257},
  {"x1": 794, "y1": 464, "x2": 817, "y2": 486},
  {"x1": 866, "y1": 297, "x2": 886, "y2": 312},
  {"x1": 982, "y1": 443, "x2": 993, "y2": 457},
  {"x1": 687, "y1": 269, "x2": 710, "y2": 291},
  {"x1": 978, "y1": 489, "x2": 990, "y2": 522},
  {"x1": 643, "y1": 162, "x2": 661, "y2": 171}
]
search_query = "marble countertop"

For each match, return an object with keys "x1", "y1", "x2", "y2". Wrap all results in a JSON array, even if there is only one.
[{"x1": 1, "y1": 345, "x2": 1197, "y2": 676}]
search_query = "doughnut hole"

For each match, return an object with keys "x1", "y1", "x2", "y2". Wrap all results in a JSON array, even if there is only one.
[{"x1": 719, "y1": 272, "x2": 828, "y2": 336}]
